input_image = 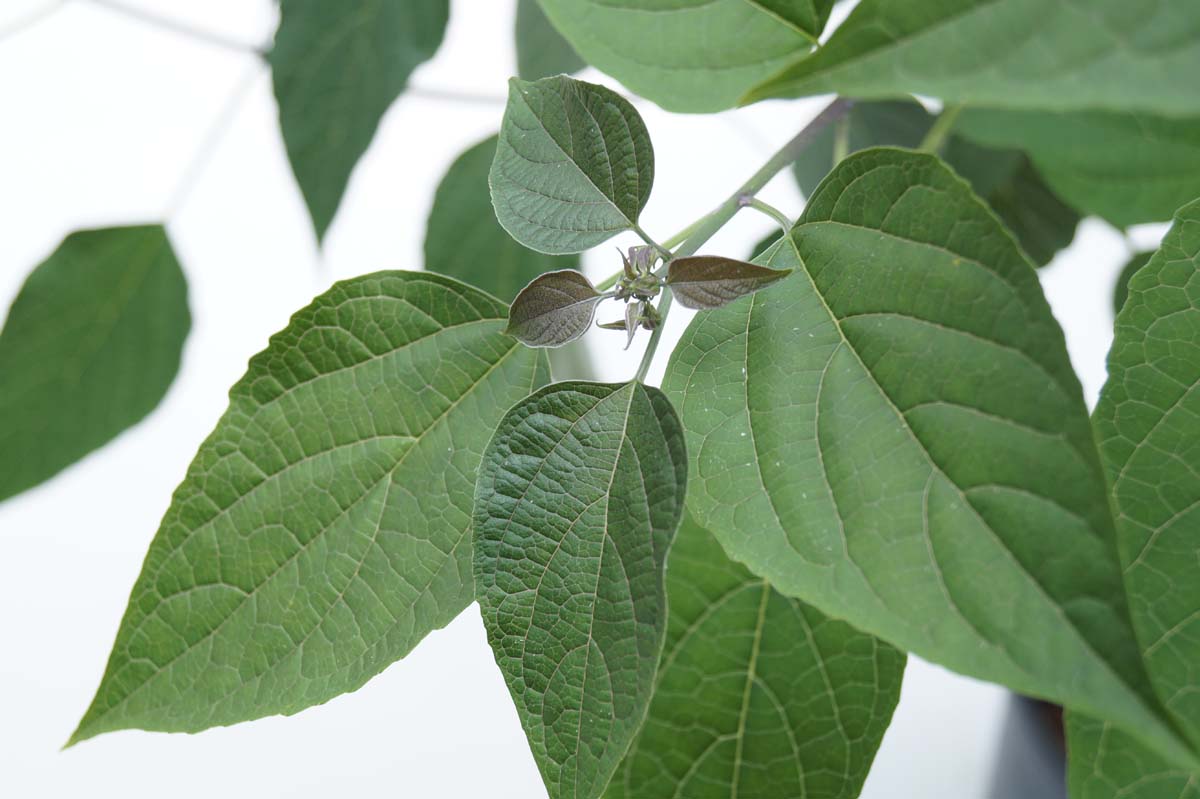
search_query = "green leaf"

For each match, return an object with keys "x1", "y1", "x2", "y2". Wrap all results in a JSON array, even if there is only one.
[
  {"x1": 954, "y1": 109, "x2": 1200, "y2": 228},
  {"x1": 474, "y1": 381, "x2": 687, "y2": 799},
  {"x1": 662, "y1": 147, "x2": 1196, "y2": 770},
  {"x1": 1094, "y1": 199, "x2": 1200, "y2": 747},
  {"x1": 606, "y1": 513, "x2": 904, "y2": 799},
  {"x1": 490, "y1": 75, "x2": 654, "y2": 254},
  {"x1": 0, "y1": 226, "x2": 188, "y2": 503},
  {"x1": 666, "y1": 256, "x2": 792, "y2": 310},
  {"x1": 1067, "y1": 714, "x2": 1200, "y2": 799},
  {"x1": 271, "y1": 0, "x2": 449, "y2": 241},
  {"x1": 70, "y1": 271, "x2": 549, "y2": 744},
  {"x1": 1112, "y1": 251, "x2": 1154, "y2": 316},
  {"x1": 743, "y1": 0, "x2": 1200, "y2": 116},
  {"x1": 507, "y1": 269, "x2": 606, "y2": 347},
  {"x1": 793, "y1": 100, "x2": 1078, "y2": 266},
  {"x1": 516, "y1": 0, "x2": 585, "y2": 80},
  {"x1": 535, "y1": 0, "x2": 822, "y2": 113},
  {"x1": 425, "y1": 135, "x2": 578, "y2": 302}
]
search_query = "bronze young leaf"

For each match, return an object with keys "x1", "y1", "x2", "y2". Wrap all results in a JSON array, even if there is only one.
[
  {"x1": 665, "y1": 256, "x2": 792, "y2": 310},
  {"x1": 506, "y1": 269, "x2": 607, "y2": 347}
]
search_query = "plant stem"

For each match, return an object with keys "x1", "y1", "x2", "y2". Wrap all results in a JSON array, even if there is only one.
[
  {"x1": 84, "y1": 0, "x2": 269, "y2": 56},
  {"x1": 633, "y1": 224, "x2": 672, "y2": 260},
  {"x1": 919, "y1": 104, "x2": 963, "y2": 154},
  {"x1": 741, "y1": 197, "x2": 792, "y2": 232},
  {"x1": 660, "y1": 216, "x2": 709, "y2": 251},
  {"x1": 633, "y1": 97, "x2": 852, "y2": 382},
  {"x1": 832, "y1": 114, "x2": 851, "y2": 164}
]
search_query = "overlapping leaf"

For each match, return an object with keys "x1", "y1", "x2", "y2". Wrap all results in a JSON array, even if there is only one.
[
  {"x1": 744, "y1": 0, "x2": 1200, "y2": 116},
  {"x1": 426, "y1": 135, "x2": 577, "y2": 301},
  {"x1": 0, "y1": 226, "x2": 189, "y2": 502},
  {"x1": 666, "y1": 256, "x2": 792, "y2": 310},
  {"x1": 535, "y1": 0, "x2": 825, "y2": 112},
  {"x1": 71, "y1": 272, "x2": 549, "y2": 744},
  {"x1": 1094, "y1": 199, "x2": 1200, "y2": 746},
  {"x1": 662, "y1": 148, "x2": 1196, "y2": 770},
  {"x1": 1067, "y1": 714, "x2": 1200, "y2": 799},
  {"x1": 516, "y1": 0, "x2": 585, "y2": 80},
  {"x1": 793, "y1": 100, "x2": 1078, "y2": 266},
  {"x1": 474, "y1": 381, "x2": 686, "y2": 799},
  {"x1": 490, "y1": 75, "x2": 654, "y2": 254},
  {"x1": 271, "y1": 0, "x2": 449, "y2": 240},
  {"x1": 955, "y1": 109, "x2": 1200, "y2": 228},
  {"x1": 1113, "y1": 251, "x2": 1155, "y2": 316},
  {"x1": 606, "y1": 513, "x2": 904, "y2": 799}
]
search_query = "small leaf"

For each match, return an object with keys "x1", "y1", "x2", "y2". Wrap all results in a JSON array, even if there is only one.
[
  {"x1": 663, "y1": 148, "x2": 1197, "y2": 770},
  {"x1": 0, "y1": 226, "x2": 189, "y2": 503},
  {"x1": 1112, "y1": 251, "x2": 1154, "y2": 315},
  {"x1": 490, "y1": 75, "x2": 654, "y2": 254},
  {"x1": 507, "y1": 269, "x2": 605, "y2": 347},
  {"x1": 666, "y1": 255, "x2": 792, "y2": 310},
  {"x1": 474, "y1": 381, "x2": 687, "y2": 799},
  {"x1": 536, "y1": 0, "x2": 824, "y2": 112},
  {"x1": 1068, "y1": 713, "x2": 1200, "y2": 799},
  {"x1": 743, "y1": 0, "x2": 1200, "y2": 116},
  {"x1": 606, "y1": 513, "x2": 904, "y2": 799},
  {"x1": 425, "y1": 135, "x2": 578, "y2": 301},
  {"x1": 515, "y1": 0, "x2": 585, "y2": 80},
  {"x1": 955, "y1": 108, "x2": 1200, "y2": 228},
  {"x1": 1094, "y1": 198, "x2": 1200, "y2": 746},
  {"x1": 70, "y1": 272, "x2": 549, "y2": 744},
  {"x1": 271, "y1": 0, "x2": 449, "y2": 240}
]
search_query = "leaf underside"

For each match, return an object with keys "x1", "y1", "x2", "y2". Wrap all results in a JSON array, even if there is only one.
[
  {"x1": 744, "y1": 0, "x2": 1200, "y2": 116},
  {"x1": 0, "y1": 225, "x2": 189, "y2": 503},
  {"x1": 666, "y1": 256, "x2": 793, "y2": 310},
  {"x1": 663, "y1": 147, "x2": 1194, "y2": 770},
  {"x1": 606, "y1": 513, "x2": 904, "y2": 799},
  {"x1": 271, "y1": 0, "x2": 449, "y2": 240},
  {"x1": 71, "y1": 271, "x2": 549, "y2": 744},
  {"x1": 490, "y1": 75, "x2": 654, "y2": 255},
  {"x1": 474, "y1": 381, "x2": 687, "y2": 799},
  {"x1": 506, "y1": 269, "x2": 605, "y2": 347}
]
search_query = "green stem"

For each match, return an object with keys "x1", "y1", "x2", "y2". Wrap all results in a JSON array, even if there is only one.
[
  {"x1": 632, "y1": 224, "x2": 672, "y2": 260},
  {"x1": 919, "y1": 104, "x2": 963, "y2": 154},
  {"x1": 633, "y1": 97, "x2": 853, "y2": 383},
  {"x1": 660, "y1": 216, "x2": 709, "y2": 250},
  {"x1": 832, "y1": 114, "x2": 850, "y2": 164},
  {"x1": 741, "y1": 197, "x2": 792, "y2": 232}
]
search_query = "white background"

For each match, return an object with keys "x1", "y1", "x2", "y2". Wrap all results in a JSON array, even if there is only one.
[{"x1": 0, "y1": 1, "x2": 1168, "y2": 797}]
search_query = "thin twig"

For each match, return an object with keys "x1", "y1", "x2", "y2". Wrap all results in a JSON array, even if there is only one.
[
  {"x1": 919, "y1": 104, "x2": 963, "y2": 154},
  {"x1": 83, "y1": 0, "x2": 268, "y2": 56},
  {"x1": 165, "y1": 61, "x2": 265, "y2": 217},
  {"x1": 0, "y1": 0, "x2": 65, "y2": 46}
]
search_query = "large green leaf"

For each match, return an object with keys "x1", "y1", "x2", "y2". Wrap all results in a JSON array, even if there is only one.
[
  {"x1": 1094, "y1": 198, "x2": 1200, "y2": 747},
  {"x1": 474, "y1": 381, "x2": 687, "y2": 799},
  {"x1": 426, "y1": 135, "x2": 577, "y2": 301},
  {"x1": 516, "y1": 0, "x2": 585, "y2": 80},
  {"x1": 954, "y1": 109, "x2": 1200, "y2": 228},
  {"x1": 490, "y1": 75, "x2": 654, "y2": 255},
  {"x1": 0, "y1": 226, "x2": 188, "y2": 503},
  {"x1": 1068, "y1": 714, "x2": 1200, "y2": 799},
  {"x1": 662, "y1": 148, "x2": 1195, "y2": 770},
  {"x1": 271, "y1": 0, "x2": 449, "y2": 241},
  {"x1": 744, "y1": 0, "x2": 1200, "y2": 115},
  {"x1": 793, "y1": 100, "x2": 1079, "y2": 266},
  {"x1": 535, "y1": 0, "x2": 825, "y2": 112},
  {"x1": 606, "y1": 513, "x2": 904, "y2": 799},
  {"x1": 70, "y1": 272, "x2": 549, "y2": 744},
  {"x1": 1113, "y1": 251, "x2": 1155, "y2": 316}
]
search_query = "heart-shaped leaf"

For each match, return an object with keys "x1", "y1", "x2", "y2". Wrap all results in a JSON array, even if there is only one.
[
  {"x1": 606, "y1": 513, "x2": 904, "y2": 799},
  {"x1": 490, "y1": 75, "x2": 654, "y2": 254},
  {"x1": 474, "y1": 381, "x2": 687, "y2": 799},
  {"x1": 666, "y1": 255, "x2": 792, "y2": 310},
  {"x1": 662, "y1": 147, "x2": 1197, "y2": 771},
  {"x1": 507, "y1": 269, "x2": 606, "y2": 347},
  {"x1": 0, "y1": 225, "x2": 189, "y2": 503},
  {"x1": 70, "y1": 272, "x2": 549, "y2": 744}
]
